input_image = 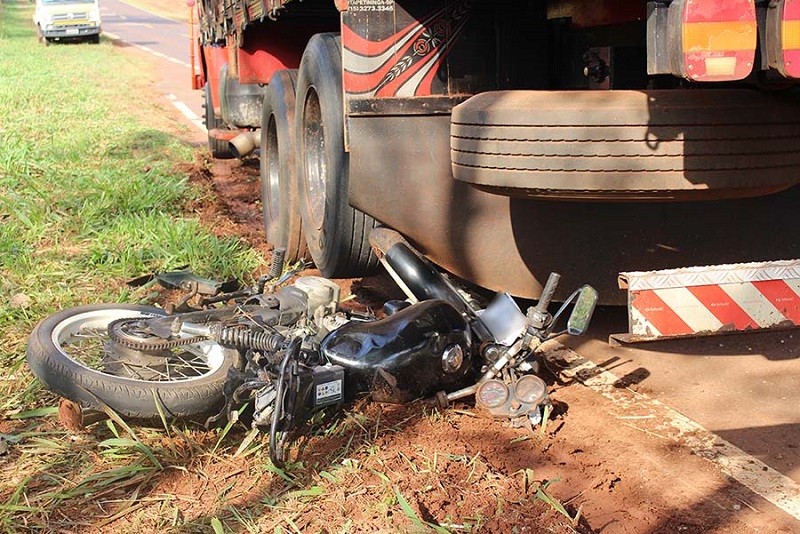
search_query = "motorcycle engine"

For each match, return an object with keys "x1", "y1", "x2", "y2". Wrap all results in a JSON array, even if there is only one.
[{"x1": 249, "y1": 276, "x2": 346, "y2": 429}]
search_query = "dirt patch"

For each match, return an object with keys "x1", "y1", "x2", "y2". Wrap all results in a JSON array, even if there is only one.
[
  {"x1": 71, "y1": 371, "x2": 799, "y2": 533},
  {"x1": 183, "y1": 157, "x2": 271, "y2": 257}
]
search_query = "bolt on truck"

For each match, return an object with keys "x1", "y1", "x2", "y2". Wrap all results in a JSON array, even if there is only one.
[{"x1": 193, "y1": 0, "x2": 800, "y2": 304}]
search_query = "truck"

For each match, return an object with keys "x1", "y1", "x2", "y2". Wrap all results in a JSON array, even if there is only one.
[
  {"x1": 34, "y1": 0, "x2": 102, "y2": 45},
  {"x1": 192, "y1": 0, "x2": 800, "y2": 304}
]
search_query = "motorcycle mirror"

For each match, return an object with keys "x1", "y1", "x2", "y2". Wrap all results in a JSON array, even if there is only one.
[{"x1": 566, "y1": 285, "x2": 598, "y2": 336}]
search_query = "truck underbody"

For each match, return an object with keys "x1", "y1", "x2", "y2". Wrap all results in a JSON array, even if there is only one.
[{"x1": 195, "y1": 0, "x2": 800, "y2": 304}]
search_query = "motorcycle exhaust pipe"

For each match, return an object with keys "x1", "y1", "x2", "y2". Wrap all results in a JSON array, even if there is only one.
[
  {"x1": 228, "y1": 129, "x2": 260, "y2": 159},
  {"x1": 369, "y1": 228, "x2": 474, "y2": 317}
]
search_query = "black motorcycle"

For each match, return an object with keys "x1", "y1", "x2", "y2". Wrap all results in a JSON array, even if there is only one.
[{"x1": 26, "y1": 229, "x2": 597, "y2": 464}]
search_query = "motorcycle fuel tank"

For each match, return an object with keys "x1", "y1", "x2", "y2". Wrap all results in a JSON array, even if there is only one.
[{"x1": 320, "y1": 300, "x2": 475, "y2": 403}]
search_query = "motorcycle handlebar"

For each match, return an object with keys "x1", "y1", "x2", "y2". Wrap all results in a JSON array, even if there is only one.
[{"x1": 534, "y1": 272, "x2": 561, "y2": 314}]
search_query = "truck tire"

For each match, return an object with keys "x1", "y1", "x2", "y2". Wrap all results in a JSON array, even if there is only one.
[
  {"x1": 204, "y1": 82, "x2": 233, "y2": 159},
  {"x1": 295, "y1": 33, "x2": 378, "y2": 278},
  {"x1": 260, "y1": 70, "x2": 309, "y2": 263},
  {"x1": 26, "y1": 304, "x2": 238, "y2": 420},
  {"x1": 451, "y1": 90, "x2": 800, "y2": 201}
]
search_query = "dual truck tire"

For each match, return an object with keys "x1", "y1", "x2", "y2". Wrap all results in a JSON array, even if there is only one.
[
  {"x1": 258, "y1": 34, "x2": 378, "y2": 274},
  {"x1": 204, "y1": 82, "x2": 233, "y2": 159},
  {"x1": 206, "y1": 34, "x2": 378, "y2": 275}
]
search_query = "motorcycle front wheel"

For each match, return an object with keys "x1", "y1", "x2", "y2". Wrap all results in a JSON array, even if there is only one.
[{"x1": 26, "y1": 304, "x2": 239, "y2": 420}]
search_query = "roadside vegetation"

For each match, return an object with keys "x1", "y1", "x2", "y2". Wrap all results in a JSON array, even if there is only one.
[
  {"x1": 0, "y1": 2, "x2": 266, "y2": 531},
  {"x1": 0, "y1": 0, "x2": 262, "y2": 387},
  {"x1": 0, "y1": 3, "x2": 580, "y2": 532}
]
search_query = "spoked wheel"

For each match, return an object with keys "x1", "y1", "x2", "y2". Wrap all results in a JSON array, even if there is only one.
[
  {"x1": 260, "y1": 69, "x2": 309, "y2": 263},
  {"x1": 295, "y1": 33, "x2": 378, "y2": 278},
  {"x1": 26, "y1": 304, "x2": 239, "y2": 420}
]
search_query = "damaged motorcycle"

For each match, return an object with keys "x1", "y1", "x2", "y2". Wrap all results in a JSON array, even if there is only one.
[{"x1": 26, "y1": 229, "x2": 597, "y2": 464}]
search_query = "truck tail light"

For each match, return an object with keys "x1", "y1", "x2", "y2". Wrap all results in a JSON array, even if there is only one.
[
  {"x1": 670, "y1": 0, "x2": 757, "y2": 82},
  {"x1": 767, "y1": 0, "x2": 800, "y2": 78}
]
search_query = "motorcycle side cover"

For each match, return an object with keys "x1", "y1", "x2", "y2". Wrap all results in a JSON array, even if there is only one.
[{"x1": 321, "y1": 300, "x2": 475, "y2": 403}]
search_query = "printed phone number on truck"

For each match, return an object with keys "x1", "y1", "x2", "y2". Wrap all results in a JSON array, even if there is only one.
[
  {"x1": 349, "y1": 0, "x2": 394, "y2": 12},
  {"x1": 350, "y1": 5, "x2": 394, "y2": 12}
]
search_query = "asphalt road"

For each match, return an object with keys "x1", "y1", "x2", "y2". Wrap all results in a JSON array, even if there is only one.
[
  {"x1": 99, "y1": 0, "x2": 800, "y2": 519},
  {"x1": 99, "y1": 0, "x2": 205, "y2": 139},
  {"x1": 562, "y1": 305, "x2": 800, "y2": 480}
]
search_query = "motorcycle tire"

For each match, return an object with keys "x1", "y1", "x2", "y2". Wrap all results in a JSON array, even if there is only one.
[{"x1": 26, "y1": 304, "x2": 239, "y2": 420}]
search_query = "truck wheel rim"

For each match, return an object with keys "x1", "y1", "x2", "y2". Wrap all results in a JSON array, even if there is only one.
[
  {"x1": 265, "y1": 113, "x2": 281, "y2": 224},
  {"x1": 302, "y1": 87, "x2": 326, "y2": 230}
]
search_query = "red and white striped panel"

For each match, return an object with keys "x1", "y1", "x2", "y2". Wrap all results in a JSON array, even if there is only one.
[{"x1": 619, "y1": 260, "x2": 800, "y2": 339}]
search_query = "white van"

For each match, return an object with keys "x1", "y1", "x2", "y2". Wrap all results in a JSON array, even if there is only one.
[{"x1": 33, "y1": 0, "x2": 102, "y2": 45}]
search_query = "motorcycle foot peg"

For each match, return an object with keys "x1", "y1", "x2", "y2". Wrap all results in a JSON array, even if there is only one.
[{"x1": 433, "y1": 390, "x2": 449, "y2": 410}]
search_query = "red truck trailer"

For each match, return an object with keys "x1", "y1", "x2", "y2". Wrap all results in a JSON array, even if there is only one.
[{"x1": 193, "y1": 0, "x2": 800, "y2": 304}]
